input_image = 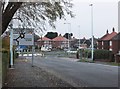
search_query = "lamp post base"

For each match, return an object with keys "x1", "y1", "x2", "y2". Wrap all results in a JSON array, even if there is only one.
[{"x1": 9, "y1": 65, "x2": 14, "y2": 69}]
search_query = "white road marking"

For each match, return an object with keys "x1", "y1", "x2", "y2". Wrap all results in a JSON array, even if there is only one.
[{"x1": 19, "y1": 53, "x2": 42, "y2": 57}]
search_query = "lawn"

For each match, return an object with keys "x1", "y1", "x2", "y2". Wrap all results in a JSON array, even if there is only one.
[
  {"x1": 105, "y1": 62, "x2": 120, "y2": 66},
  {"x1": 78, "y1": 59, "x2": 95, "y2": 63}
]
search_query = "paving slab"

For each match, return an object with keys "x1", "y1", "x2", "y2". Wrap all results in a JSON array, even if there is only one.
[{"x1": 2, "y1": 58, "x2": 75, "y2": 88}]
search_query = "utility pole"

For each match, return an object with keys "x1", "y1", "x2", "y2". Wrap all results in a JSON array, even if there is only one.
[
  {"x1": 64, "y1": 22, "x2": 71, "y2": 51},
  {"x1": 10, "y1": 20, "x2": 14, "y2": 68},
  {"x1": 78, "y1": 25, "x2": 81, "y2": 49},
  {"x1": 90, "y1": 4, "x2": 94, "y2": 60}
]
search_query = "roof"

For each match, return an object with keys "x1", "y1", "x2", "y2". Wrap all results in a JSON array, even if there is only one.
[
  {"x1": 37, "y1": 37, "x2": 51, "y2": 41},
  {"x1": 100, "y1": 33, "x2": 110, "y2": 40},
  {"x1": 102, "y1": 32, "x2": 117, "y2": 41},
  {"x1": 52, "y1": 36, "x2": 68, "y2": 41},
  {"x1": 99, "y1": 31, "x2": 117, "y2": 41},
  {"x1": 112, "y1": 32, "x2": 120, "y2": 40}
]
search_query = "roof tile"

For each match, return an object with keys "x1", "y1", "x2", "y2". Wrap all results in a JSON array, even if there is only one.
[
  {"x1": 103, "y1": 32, "x2": 117, "y2": 41},
  {"x1": 52, "y1": 36, "x2": 68, "y2": 41}
]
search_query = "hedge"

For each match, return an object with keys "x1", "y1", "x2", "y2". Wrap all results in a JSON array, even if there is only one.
[
  {"x1": 94, "y1": 49, "x2": 114, "y2": 61},
  {"x1": 79, "y1": 49, "x2": 114, "y2": 62}
]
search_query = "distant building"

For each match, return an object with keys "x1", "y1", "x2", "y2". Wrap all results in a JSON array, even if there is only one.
[
  {"x1": 52, "y1": 34, "x2": 68, "y2": 49},
  {"x1": 97, "y1": 29, "x2": 117, "y2": 51},
  {"x1": 37, "y1": 37, "x2": 52, "y2": 48},
  {"x1": 70, "y1": 37, "x2": 94, "y2": 49}
]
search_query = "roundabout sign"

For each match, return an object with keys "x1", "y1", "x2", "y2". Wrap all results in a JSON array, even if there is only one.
[{"x1": 13, "y1": 28, "x2": 34, "y2": 46}]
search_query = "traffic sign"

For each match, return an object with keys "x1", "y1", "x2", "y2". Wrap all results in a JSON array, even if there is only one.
[{"x1": 13, "y1": 28, "x2": 34, "y2": 45}]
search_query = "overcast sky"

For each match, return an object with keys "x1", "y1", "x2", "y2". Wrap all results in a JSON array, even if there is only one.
[{"x1": 44, "y1": 0, "x2": 119, "y2": 39}]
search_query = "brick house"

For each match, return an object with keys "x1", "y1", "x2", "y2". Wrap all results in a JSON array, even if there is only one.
[
  {"x1": 37, "y1": 37, "x2": 52, "y2": 48},
  {"x1": 97, "y1": 30, "x2": 109, "y2": 49},
  {"x1": 97, "y1": 29, "x2": 117, "y2": 51},
  {"x1": 112, "y1": 32, "x2": 120, "y2": 54},
  {"x1": 52, "y1": 35, "x2": 68, "y2": 49}
]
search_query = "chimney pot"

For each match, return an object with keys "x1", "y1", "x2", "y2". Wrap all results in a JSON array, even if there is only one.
[
  {"x1": 113, "y1": 27, "x2": 115, "y2": 32},
  {"x1": 106, "y1": 30, "x2": 109, "y2": 34}
]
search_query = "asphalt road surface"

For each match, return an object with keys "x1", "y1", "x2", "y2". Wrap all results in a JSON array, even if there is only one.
[{"x1": 26, "y1": 53, "x2": 119, "y2": 87}]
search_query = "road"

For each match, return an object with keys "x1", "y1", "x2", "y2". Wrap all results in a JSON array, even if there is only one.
[{"x1": 25, "y1": 52, "x2": 119, "y2": 87}]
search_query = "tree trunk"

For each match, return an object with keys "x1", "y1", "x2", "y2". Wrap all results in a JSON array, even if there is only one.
[{"x1": 2, "y1": 2, "x2": 22, "y2": 34}]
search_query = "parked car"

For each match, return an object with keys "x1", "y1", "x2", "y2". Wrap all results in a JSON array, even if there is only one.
[
  {"x1": 41, "y1": 46, "x2": 51, "y2": 52},
  {"x1": 15, "y1": 45, "x2": 28, "y2": 52}
]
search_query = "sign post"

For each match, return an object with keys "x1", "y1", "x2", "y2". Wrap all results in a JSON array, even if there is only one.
[
  {"x1": 10, "y1": 28, "x2": 14, "y2": 68},
  {"x1": 32, "y1": 46, "x2": 34, "y2": 67},
  {"x1": 32, "y1": 32, "x2": 34, "y2": 67}
]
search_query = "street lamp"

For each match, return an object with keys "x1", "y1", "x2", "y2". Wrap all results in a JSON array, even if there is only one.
[
  {"x1": 78, "y1": 25, "x2": 81, "y2": 49},
  {"x1": 89, "y1": 4, "x2": 94, "y2": 60},
  {"x1": 10, "y1": 20, "x2": 14, "y2": 68},
  {"x1": 64, "y1": 22, "x2": 71, "y2": 50}
]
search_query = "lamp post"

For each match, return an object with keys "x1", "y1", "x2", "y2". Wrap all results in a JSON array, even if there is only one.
[
  {"x1": 89, "y1": 4, "x2": 94, "y2": 60},
  {"x1": 64, "y1": 22, "x2": 71, "y2": 50},
  {"x1": 78, "y1": 25, "x2": 81, "y2": 49},
  {"x1": 10, "y1": 20, "x2": 14, "y2": 68}
]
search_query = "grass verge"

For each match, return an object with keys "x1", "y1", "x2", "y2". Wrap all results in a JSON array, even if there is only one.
[
  {"x1": 78, "y1": 59, "x2": 95, "y2": 63},
  {"x1": 105, "y1": 62, "x2": 120, "y2": 66},
  {"x1": 78, "y1": 59, "x2": 120, "y2": 66}
]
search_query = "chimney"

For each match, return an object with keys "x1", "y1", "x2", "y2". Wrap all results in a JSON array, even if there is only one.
[
  {"x1": 83, "y1": 37, "x2": 86, "y2": 39},
  {"x1": 112, "y1": 27, "x2": 115, "y2": 32},
  {"x1": 106, "y1": 30, "x2": 109, "y2": 34},
  {"x1": 59, "y1": 34, "x2": 62, "y2": 36}
]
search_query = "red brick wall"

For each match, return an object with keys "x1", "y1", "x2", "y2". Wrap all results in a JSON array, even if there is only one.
[
  {"x1": 37, "y1": 41, "x2": 44, "y2": 47},
  {"x1": 97, "y1": 41, "x2": 102, "y2": 49},
  {"x1": 52, "y1": 41, "x2": 68, "y2": 48},
  {"x1": 112, "y1": 40, "x2": 120, "y2": 54},
  {"x1": 103, "y1": 41, "x2": 110, "y2": 50},
  {"x1": 52, "y1": 41, "x2": 60, "y2": 48}
]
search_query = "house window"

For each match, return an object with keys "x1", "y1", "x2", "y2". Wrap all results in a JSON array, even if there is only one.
[
  {"x1": 109, "y1": 41, "x2": 112, "y2": 51},
  {"x1": 109, "y1": 48, "x2": 112, "y2": 51},
  {"x1": 102, "y1": 41, "x2": 103, "y2": 49},
  {"x1": 110, "y1": 41, "x2": 112, "y2": 46}
]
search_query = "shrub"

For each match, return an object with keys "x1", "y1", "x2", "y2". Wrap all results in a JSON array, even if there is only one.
[
  {"x1": 78, "y1": 49, "x2": 114, "y2": 61},
  {"x1": 94, "y1": 49, "x2": 114, "y2": 61},
  {"x1": 78, "y1": 49, "x2": 91, "y2": 58}
]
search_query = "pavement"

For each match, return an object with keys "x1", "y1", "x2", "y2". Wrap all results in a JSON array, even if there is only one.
[{"x1": 2, "y1": 57, "x2": 75, "y2": 88}]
